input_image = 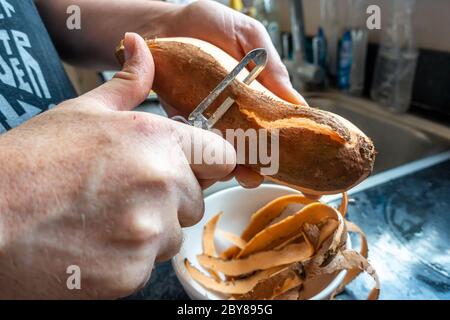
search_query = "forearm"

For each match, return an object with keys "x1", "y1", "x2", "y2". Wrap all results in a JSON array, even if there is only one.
[{"x1": 34, "y1": 0, "x2": 180, "y2": 69}]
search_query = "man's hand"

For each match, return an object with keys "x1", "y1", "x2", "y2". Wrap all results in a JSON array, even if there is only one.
[{"x1": 0, "y1": 33, "x2": 235, "y2": 299}]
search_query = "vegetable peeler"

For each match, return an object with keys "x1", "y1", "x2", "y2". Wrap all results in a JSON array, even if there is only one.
[{"x1": 171, "y1": 48, "x2": 268, "y2": 130}]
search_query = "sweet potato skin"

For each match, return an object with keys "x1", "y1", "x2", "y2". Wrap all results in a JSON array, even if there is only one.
[{"x1": 116, "y1": 38, "x2": 375, "y2": 195}]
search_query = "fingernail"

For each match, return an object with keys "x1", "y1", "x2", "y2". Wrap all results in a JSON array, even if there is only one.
[
  {"x1": 124, "y1": 32, "x2": 136, "y2": 62},
  {"x1": 238, "y1": 180, "x2": 252, "y2": 189},
  {"x1": 237, "y1": 175, "x2": 264, "y2": 189}
]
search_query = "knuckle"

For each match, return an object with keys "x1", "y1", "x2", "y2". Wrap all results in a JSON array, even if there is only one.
[
  {"x1": 143, "y1": 164, "x2": 180, "y2": 192},
  {"x1": 187, "y1": 199, "x2": 205, "y2": 226},
  {"x1": 130, "y1": 112, "x2": 155, "y2": 135},
  {"x1": 178, "y1": 185, "x2": 205, "y2": 227},
  {"x1": 188, "y1": 0, "x2": 207, "y2": 12},
  {"x1": 127, "y1": 113, "x2": 173, "y2": 139},
  {"x1": 123, "y1": 212, "x2": 163, "y2": 243},
  {"x1": 120, "y1": 145, "x2": 182, "y2": 197},
  {"x1": 279, "y1": 61, "x2": 289, "y2": 74},
  {"x1": 272, "y1": 60, "x2": 290, "y2": 79},
  {"x1": 113, "y1": 70, "x2": 140, "y2": 83},
  {"x1": 252, "y1": 19, "x2": 266, "y2": 32},
  {"x1": 158, "y1": 226, "x2": 183, "y2": 261},
  {"x1": 235, "y1": 17, "x2": 268, "y2": 44}
]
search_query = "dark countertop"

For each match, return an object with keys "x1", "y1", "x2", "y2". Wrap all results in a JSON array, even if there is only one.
[{"x1": 128, "y1": 159, "x2": 450, "y2": 300}]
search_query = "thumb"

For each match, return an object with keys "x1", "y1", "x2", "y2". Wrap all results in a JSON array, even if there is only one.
[{"x1": 82, "y1": 32, "x2": 154, "y2": 111}]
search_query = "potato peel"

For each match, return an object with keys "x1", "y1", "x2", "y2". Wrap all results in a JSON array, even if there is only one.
[
  {"x1": 202, "y1": 212, "x2": 222, "y2": 281},
  {"x1": 324, "y1": 251, "x2": 380, "y2": 300},
  {"x1": 218, "y1": 230, "x2": 247, "y2": 249},
  {"x1": 198, "y1": 241, "x2": 314, "y2": 276},
  {"x1": 331, "y1": 221, "x2": 370, "y2": 298},
  {"x1": 338, "y1": 192, "x2": 348, "y2": 217},
  {"x1": 203, "y1": 212, "x2": 222, "y2": 256},
  {"x1": 222, "y1": 195, "x2": 316, "y2": 262},
  {"x1": 241, "y1": 194, "x2": 317, "y2": 241},
  {"x1": 220, "y1": 246, "x2": 240, "y2": 260},
  {"x1": 184, "y1": 259, "x2": 285, "y2": 295},
  {"x1": 237, "y1": 203, "x2": 340, "y2": 258},
  {"x1": 186, "y1": 193, "x2": 380, "y2": 300},
  {"x1": 237, "y1": 263, "x2": 305, "y2": 300}
]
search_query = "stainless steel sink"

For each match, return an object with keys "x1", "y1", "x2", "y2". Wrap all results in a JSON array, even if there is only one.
[
  {"x1": 304, "y1": 92, "x2": 450, "y2": 300},
  {"x1": 305, "y1": 92, "x2": 450, "y2": 174}
]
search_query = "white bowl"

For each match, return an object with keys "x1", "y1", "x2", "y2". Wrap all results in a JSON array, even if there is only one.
[{"x1": 172, "y1": 184, "x2": 349, "y2": 300}]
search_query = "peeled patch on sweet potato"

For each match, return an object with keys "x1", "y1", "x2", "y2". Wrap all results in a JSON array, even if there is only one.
[{"x1": 116, "y1": 38, "x2": 376, "y2": 195}]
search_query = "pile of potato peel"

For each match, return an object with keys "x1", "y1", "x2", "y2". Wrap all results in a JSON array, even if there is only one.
[{"x1": 185, "y1": 193, "x2": 380, "y2": 300}]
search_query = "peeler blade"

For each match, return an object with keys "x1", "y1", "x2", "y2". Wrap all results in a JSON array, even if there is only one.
[{"x1": 187, "y1": 48, "x2": 268, "y2": 130}]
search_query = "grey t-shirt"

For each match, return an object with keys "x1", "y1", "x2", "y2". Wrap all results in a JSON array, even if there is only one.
[{"x1": 0, "y1": 0, "x2": 76, "y2": 133}]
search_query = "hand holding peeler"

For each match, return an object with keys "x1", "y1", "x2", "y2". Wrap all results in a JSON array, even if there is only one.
[{"x1": 171, "y1": 48, "x2": 268, "y2": 130}]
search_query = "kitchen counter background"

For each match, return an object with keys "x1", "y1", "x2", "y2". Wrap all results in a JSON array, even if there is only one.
[{"x1": 128, "y1": 158, "x2": 450, "y2": 300}]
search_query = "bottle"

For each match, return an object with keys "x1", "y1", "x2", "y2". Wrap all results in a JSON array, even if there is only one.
[
  {"x1": 371, "y1": 0, "x2": 419, "y2": 113},
  {"x1": 320, "y1": 0, "x2": 339, "y2": 78},
  {"x1": 348, "y1": 0, "x2": 368, "y2": 96},
  {"x1": 349, "y1": 28, "x2": 368, "y2": 95},
  {"x1": 337, "y1": 30, "x2": 353, "y2": 91},
  {"x1": 336, "y1": 0, "x2": 368, "y2": 95},
  {"x1": 313, "y1": 27, "x2": 327, "y2": 71},
  {"x1": 253, "y1": 0, "x2": 281, "y2": 55}
]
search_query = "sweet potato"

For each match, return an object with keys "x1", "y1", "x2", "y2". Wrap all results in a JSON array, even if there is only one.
[{"x1": 116, "y1": 38, "x2": 375, "y2": 195}]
